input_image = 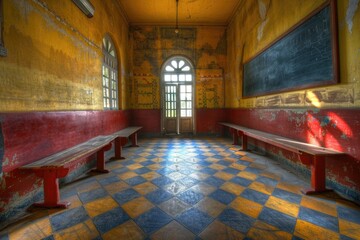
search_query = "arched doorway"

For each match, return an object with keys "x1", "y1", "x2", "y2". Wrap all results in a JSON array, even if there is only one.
[{"x1": 161, "y1": 56, "x2": 195, "y2": 135}]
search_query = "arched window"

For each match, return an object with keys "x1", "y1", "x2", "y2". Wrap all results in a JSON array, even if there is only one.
[
  {"x1": 162, "y1": 56, "x2": 195, "y2": 134},
  {"x1": 102, "y1": 35, "x2": 118, "y2": 110}
]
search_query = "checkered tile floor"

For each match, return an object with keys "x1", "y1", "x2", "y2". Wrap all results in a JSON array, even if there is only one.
[{"x1": 1, "y1": 137, "x2": 360, "y2": 240}]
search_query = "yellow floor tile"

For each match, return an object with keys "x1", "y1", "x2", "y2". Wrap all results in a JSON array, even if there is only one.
[
  {"x1": 339, "y1": 219, "x2": 360, "y2": 240},
  {"x1": 152, "y1": 221, "x2": 196, "y2": 240},
  {"x1": 250, "y1": 163, "x2": 267, "y2": 170},
  {"x1": 104, "y1": 181, "x2": 130, "y2": 195},
  {"x1": 240, "y1": 156, "x2": 254, "y2": 162},
  {"x1": 260, "y1": 171, "x2": 282, "y2": 181},
  {"x1": 122, "y1": 197, "x2": 155, "y2": 218},
  {"x1": 9, "y1": 218, "x2": 52, "y2": 240},
  {"x1": 133, "y1": 182, "x2": 158, "y2": 195},
  {"x1": 234, "y1": 151, "x2": 247, "y2": 156},
  {"x1": 237, "y1": 171, "x2": 257, "y2": 181},
  {"x1": 209, "y1": 164, "x2": 226, "y2": 170},
  {"x1": 141, "y1": 171, "x2": 161, "y2": 181},
  {"x1": 102, "y1": 220, "x2": 146, "y2": 240},
  {"x1": 147, "y1": 163, "x2": 163, "y2": 170},
  {"x1": 276, "y1": 181, "x2": 303, "y2": 194},
  {"x1": 214, "y1": 171, "x2": 234, "y2": 181},
  {"x1": 196, "y1": 197, "x2": 226, "y2": 218},
  {"x1": 294, "y1": 219, "x2": 339, "y2": 240},
  {"x1": 53, "y1": 220, "x2": 98, "y2": 240},
  {"x1": 230, "y1": 197, "x2": 263, "y2": 218},
  {"x1": 249, "y1": 181, "x2": 274, "y2": 195},
  {"x1": 301, "y1": 196, "x2": 337, "y2": 217},
  {"x1": 199, "y1": 220, "x2": 245, "y2": 240},
  {"x1": 127, "y1": 163, "x2": 144, "y2": 170},
  {"x1": 229, "y1": 163, "x2": 247, "y2": 171},
  {"x1": 247, "y1": 220, "x2": 293, "y2": 240},
  {"x1": 63, "y1": 194, "x2": 83, "y2": 209},
  {"x1": 265, "y1": 196, "x2": 299, "y2": 218},
  {"x1": 84, "y1": 196, "x2": 118, "y2": 218},
  {"x1": 221, "y1": 182, "x2": 245, "y2": 195},
  {"x1": 118, "y1": 171, "x2": 138, "y2": 180}
]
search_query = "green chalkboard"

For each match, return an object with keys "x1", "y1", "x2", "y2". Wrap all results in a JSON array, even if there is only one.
[{"x1": 243, "y1": 0, "x2": 338, "y2": 98}]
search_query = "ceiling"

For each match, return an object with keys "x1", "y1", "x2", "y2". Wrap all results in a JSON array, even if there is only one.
[{"x1": 117, "y1": 0, "x2": 243, "y2": 26}]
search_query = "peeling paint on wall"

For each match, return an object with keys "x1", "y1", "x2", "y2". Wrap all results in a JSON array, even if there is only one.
[
  {"x1": 346, "y1": 0, "x2": 359, "y2": 34},
  {"x1": 257, "y1": 0, "x2": 269, "y2": 41}
]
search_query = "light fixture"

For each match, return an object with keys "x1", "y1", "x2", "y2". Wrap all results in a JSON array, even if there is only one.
[
  {"x1": 72, "y1": 0, "x2": 95, "y2": 18},
  {"x1": 175, "y1": 0, "x2": 179, "y2": 34}
]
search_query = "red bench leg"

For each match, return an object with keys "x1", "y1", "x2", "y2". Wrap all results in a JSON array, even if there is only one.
[
  {"x1": 130, "y1": 132, "x2": 139, "y2": 147},
  {"x1": 301, "y1": 156, "x2": 331, "y2": 195},
  {"x1": 34, "y1": 168, "x2": 70, "y2": 208},
  {"x1": 241, "y1": 134, "x2": 248, "y2": 151},
  {"x1": 92, "y1": 143, "x2": 112, "y2": 173},
  {"x1": 111, "y1": 137, "x2": 127, "y2": 160},
  {"x1": 230, "y1": 129, "x2": 239, "y2": 145}
]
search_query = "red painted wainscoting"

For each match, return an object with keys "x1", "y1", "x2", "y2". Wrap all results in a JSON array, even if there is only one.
[
  {"x1": 226, "y1": 108, "x2": 360, "y2": 200},
  {"x1": 196, "y1": 108, "x2": 226, "y2": 134},
  {"x1": 130, "y1": 109, "x2": 226, "y2": 135},
  {"x1": 130, "y1": 109, "x2": 161, "y2": 134},
  {"x1": 0, "y1": 110, "x2": 130, "y2": 217}
]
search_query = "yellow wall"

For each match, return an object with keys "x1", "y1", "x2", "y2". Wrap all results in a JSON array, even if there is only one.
[
  {"x1": 226, "y1": 0, "x2": 360, "y2": 108},
  {"x1": 128, "y1": 26, "x2": 226, "y2": 109},
  {"x1": 0, "y1": 0, "x2": 129, "y2": 111}
]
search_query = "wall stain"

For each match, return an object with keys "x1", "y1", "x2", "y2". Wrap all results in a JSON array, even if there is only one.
[{"x1": 346, "y1": 0, "x2": 359, "y2": 34}]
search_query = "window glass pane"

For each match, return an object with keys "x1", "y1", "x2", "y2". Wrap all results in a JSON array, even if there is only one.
[
  {"x1": 179, "y1": 75, "x2": 185, "y2": 81},
  {"x1": 186, "y1": 93, "x2": 192, "y2": 100},
  {"x1": 181, "y1": 110, "x2": 186, "y2": 117},
  {"x1": 164, "y1": 75, "x2": 171, "y2": 81},
  {"x1": 186, "y1": 74, "x2": 192, "y2": 81},
  {"x1": 171, "y1": 60, "x2": 177, "y2": 68},
  {"x1": 187, "y1": 102, "x2": 192, "y2": 108},
  {"x1": 180, "y1": 93, "x2": 186, "y2": 100},
  {"x1": 179, "y1": 60, "x2": 185, "y2": 68},
  {"x1": 187, "y1": 110, "x2": 192, "y2": 117},
  {"x1": 166, "y1": 66, "x2": 174, "y2": 72},
  {"x1": 182, "y1": 66, "x2": 190, "y2": 71},
  {"x1": 187, "y1": 85, "x2": 192, "y2": 92},
  {"x1": 171, "y1": 75, "x2": 178, "y2": 82}
]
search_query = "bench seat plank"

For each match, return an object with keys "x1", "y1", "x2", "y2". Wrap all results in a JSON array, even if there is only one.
[
  {"x1": 21, "y1": 135, "x2": 116, "y2": 169},
  {"x1": 112, "y1": 126, "x2": 142, "y2": 160},
  {"x1": 219, "y1": 122, "x2": 346, "y2": 195}
]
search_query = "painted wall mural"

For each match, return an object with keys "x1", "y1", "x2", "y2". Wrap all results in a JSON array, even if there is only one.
[{"x1": 129, "y1": 26, "x2": 226, "y2": 110}]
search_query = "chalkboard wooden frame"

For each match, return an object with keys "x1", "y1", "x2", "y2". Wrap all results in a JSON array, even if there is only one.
[{"x1": 242, "y1": 0, "x2": 339, "y2": 98}]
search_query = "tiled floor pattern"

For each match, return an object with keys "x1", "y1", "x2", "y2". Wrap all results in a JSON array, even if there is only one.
[{"x1": 1, "y1": 137, "x2": 360, "y2": 240}]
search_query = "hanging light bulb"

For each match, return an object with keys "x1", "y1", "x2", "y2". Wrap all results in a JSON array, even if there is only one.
[{"x1": 175, "y1": 0, "x2": 179, "y2": 34}]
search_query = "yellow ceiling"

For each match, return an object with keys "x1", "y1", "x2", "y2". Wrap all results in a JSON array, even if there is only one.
[{"x1": 118, "y1": 0, "x2": 243, "y2": 26}]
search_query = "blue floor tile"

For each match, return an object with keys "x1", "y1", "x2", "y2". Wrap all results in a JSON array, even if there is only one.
[
  {"x1": 230, "y1": 176, "x2": 252, "y2": 187},
  {"x1": 244, "y1": 167, "x2": 263, "y2": 174},
  {"x1": 223, "y1": 167, "x2": 240, "y2": 175},
  {"x1": 298, "y1": 207, "x2": 339, "y2": 232},
  {"x1": 272, "y1": 188, "x2": 302, "y2": 204},
  {"x1": 240, "y1": 189, "x2": 269, "y2": 205},
  {"x1": 259, "y1": 207, "x2": 297, "y2": 233},
  {"x1": 178, "y1": 189, "x2": 204, "y2": 205},
  {"x1": 134, "y1": 167, "x2": 151, "y2": 174},
  {"x1": 146, "y1": 189, "x2": 173, "y2": 204},
  {"x1": 200, "y1": 167, "x2": 217, "y2": 175},
  {"x1": 337, "y1": 205, "x2": 360, "y2": 224},
  {"x1": 152, "y1": 176, "x2": 174, "y2": 187},
  {"x1": 50, "y1": 206, "x2": 89, "y2": 232},
  {"x1": 209, "y1": 189, "x2": 236, "y2": 205},
  {"x1": 113, "y1": 189, "x2": 141, "y2": 205},
  {"x1": 98, "y1": 176, "x2": 120, "y2": 186},
  {"x1": 256, "y1": 176, "x2": 278, "y2": 187},
  {"x1": 124, "y1": 176, "x2": 147, "y2": 186},
  {"x1": 135, "y1": 208, "x2": 172, "y2": 235},
  {"x1": 93, "y1": 207, "x2": 130, "y2": 234},
  {"x1": 178, "y1": 177, "x2": 199, "y2": 188},
  {"x1": 176, "y1": 208, "x2": 213, "y2": 234},
  {"x1": 218, "y1": 208, "x2": 255, "y2": 234},
  {"x1": 204, "y1": 176, "x2": 225, "y2": 188},
  {"x1": 79, "y1": 188, "x2": 108, "y2": 204}
]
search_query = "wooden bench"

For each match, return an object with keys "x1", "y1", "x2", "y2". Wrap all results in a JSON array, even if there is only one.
[
  {"x1": 19, "y1": 126, "x2": 142, "y2": 208},
  {"x1": 219, "y1": 122, "x2": 346, "y2": 195},
  {"x1": 111, "y1": 126, "x2": 142, "y2": 160}
]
